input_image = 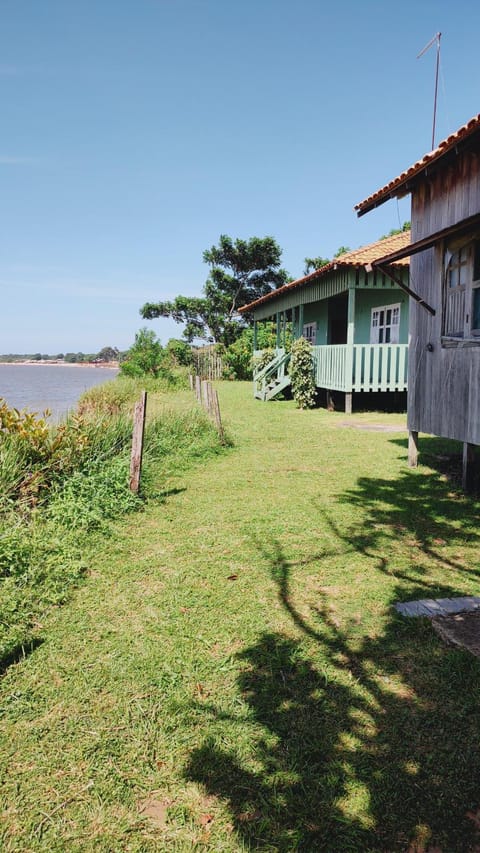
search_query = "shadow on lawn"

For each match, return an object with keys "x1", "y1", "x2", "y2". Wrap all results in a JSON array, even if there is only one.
[{"x1": 185, "y1": 467, "x2": 480, "y2": 851}]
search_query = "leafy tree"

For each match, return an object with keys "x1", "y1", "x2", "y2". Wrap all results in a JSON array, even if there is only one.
[
  {"x1": 120, "y1": 328, "x2": 166, "y2": 378},
  {"x1": 141, "y1": 235, "x2": 289, "y2": 346},
  {"x1": 380, "y1": 221, "x2": 411, "y2": 239},
  {"x1": 334, "y1": 246, "x2": 350, "y2": 258},
  {"x1": 303, "y1": 256, "x2": 330, "y2": 275},
  {"x1": 96, "y1": 346, "x2": 119, "y2": 362},
  {"x1": 166, "y1": 338, "x2": 193, "y2": 367}
]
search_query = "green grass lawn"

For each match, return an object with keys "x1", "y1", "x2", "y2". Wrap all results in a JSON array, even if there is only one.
[{"x1": 1, "y1": 383, "x2": 480, "y2": 852}]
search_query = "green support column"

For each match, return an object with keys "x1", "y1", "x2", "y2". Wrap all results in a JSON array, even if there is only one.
[
  {"x1": 253, "y1": 320, "x2": 257, "y2": 352},
  {"x1": 298, "y1": 305, "x2": 304, "y2": 339},
  {"x1": 282, "y1": 311, "x2": 287, "y2": 348},
  {"x1": 276, "y1": 313, "x2": 281, "y2": 349},
  {"x1": 345, "y1": 285, "x2": 356, "y2": 414}
]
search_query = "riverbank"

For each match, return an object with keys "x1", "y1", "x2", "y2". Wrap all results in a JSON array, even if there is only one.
[
  {"x1": 0, "y1": 360, "x2": 119, "y2": 368},
  {"x1": 2, "y1": 383, "x2": 480, "y2": 850}
]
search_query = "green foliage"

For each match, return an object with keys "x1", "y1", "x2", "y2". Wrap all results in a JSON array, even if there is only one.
[
  {"x1": 252, "y1": 347, "x2": 275, "y2": 374},
  {"x1": 120, "y1": 328, "x2": 170, "y2": 379},
  {"x1": 289, "y1": 337, "x2": 316, "y2": 409},
  {"x1": 141, "y1": 234, "x2": 289, "y2": 346},
  {"x1": 95, "y1": 345, "x2": 119, "y2": 362},
  {"x1": 166, "y1": 338, "x2": 194, "y2": 367},
  {"x1": 334, "y1": 245, "x2": 350, "y2": 258},
  {"x1": 303, "y1": 255, "x2": 330, "y2": 275},
  {"x1": 47, "y1": 457, "x2": 140, "y2": 532},
  {"x1": 380, "y1": 221, "x2": 411, "y2": 239},
  {"x1": 0, "y1": 393, "x2": 227, "y2": 665}
]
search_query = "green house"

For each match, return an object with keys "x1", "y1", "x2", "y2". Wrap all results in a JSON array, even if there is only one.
[{"x1": 239, "y1": 231, "x2": 411, "y2": 411}]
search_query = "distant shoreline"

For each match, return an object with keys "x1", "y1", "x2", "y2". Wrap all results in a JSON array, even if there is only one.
[{"x1": 0, "y1": 361, "x2": 119, "y2": 369}]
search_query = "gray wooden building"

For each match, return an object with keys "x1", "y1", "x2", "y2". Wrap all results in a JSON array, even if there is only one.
[{"x1": 356, "y1": 113, "x2": 480, "y2": 490}]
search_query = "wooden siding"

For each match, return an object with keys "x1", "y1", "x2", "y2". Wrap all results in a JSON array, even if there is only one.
[
  {"x1": 408, "y1": 147, "x2": 480, "y2": 444},
  {"x1": 407, "y1": 244, "x2": 480, "y2": 444},
  {"x1": 411, "y1": 149, "x2": 480, "y2": 242}
]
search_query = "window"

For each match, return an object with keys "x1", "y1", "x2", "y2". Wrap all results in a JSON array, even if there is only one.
[
  {"x1": 302, "y1": 322, "x2": 317, "y2": 344},
  {"x1": 370, "y1": 304, "x2": 400, "y2": 344},
  {"x1": 443, "y1": 238, "x2": 480, "y2": 340}
]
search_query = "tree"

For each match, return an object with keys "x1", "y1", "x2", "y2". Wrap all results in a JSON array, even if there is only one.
[
  {"x1": 334, "y1": 246, "x2": 350, "y2": 258},
  {"x1": 120, "y1": 328, "x2": 166, "y2": 378},
  {"x1": 303, "y1": 256, "x2": 330, "y2": 275},
  {"x1": 380, "y1": 221, "x2": 411, "y2": 239},
  {"x1": 166, "y1": 338, "x2": 194, "y2": 367},
  {"x1": 141, "y1": 235, "x2": 289, "y2": 346},
  {"x1": 96, "y1": 346, "x2": 119, "y2": 362}
]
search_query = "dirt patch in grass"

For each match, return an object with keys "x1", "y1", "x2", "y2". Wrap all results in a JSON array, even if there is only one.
[
  {"x1": 339, "y1": 421, "x2": 407, "y2": 432},
  {"x1": 432, "y1": 611, "x2": 480, "y2": 657}
]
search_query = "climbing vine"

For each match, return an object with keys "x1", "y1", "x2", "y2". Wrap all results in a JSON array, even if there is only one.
[{"x1": 289, "y1": 338, "x2": 316, "y2": 409}]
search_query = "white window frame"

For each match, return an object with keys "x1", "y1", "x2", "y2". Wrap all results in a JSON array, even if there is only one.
[
  {"x1": 443, "y1": 238, "x2": 480, "y2": 342},
  {"x1": 370, "y1": 304, "x2": 401, "y2": 344},
  {"x1": 302, "y1": 322, "x2": 317, "y2": 345}
]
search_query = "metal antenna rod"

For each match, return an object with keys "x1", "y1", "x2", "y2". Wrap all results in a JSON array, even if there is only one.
[{"x1": 417, "y1": 32, "x2": 442, "y2": 150}]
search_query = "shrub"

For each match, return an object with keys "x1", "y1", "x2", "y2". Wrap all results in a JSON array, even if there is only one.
[{"x1": 289, "y1": 337, "x2": 316, "y2": 409}]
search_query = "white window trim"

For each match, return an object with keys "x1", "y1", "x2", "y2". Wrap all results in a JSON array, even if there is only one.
[
  {"x1": 370, "y1": 303, "x2": 401, "y2": 345},
  {"x1": 442, "y1": 238, "x2": 480, "y2": 343},
  {"x1": 302, "y1": 322, "x2": 317, "y2": 345}
]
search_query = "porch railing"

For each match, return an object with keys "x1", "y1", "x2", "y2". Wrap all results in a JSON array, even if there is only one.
[{"x1": 311, "y1": 343, "x2": 408, "y2": 392}]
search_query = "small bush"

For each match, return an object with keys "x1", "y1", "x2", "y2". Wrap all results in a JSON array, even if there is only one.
[{"x1": 289, "y1": 338, "x2": 316, "y2": 409}]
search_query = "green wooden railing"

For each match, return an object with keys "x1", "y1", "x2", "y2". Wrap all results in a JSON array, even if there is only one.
[
  {"x1": 311, "y1": 343, "x2": 408, "y2": 392},
  {"x1": 253, "y1": 349, "x2": 291, "y2": 400}
]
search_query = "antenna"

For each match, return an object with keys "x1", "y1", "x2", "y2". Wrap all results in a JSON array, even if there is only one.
[{"x1": 417, "y1": 32, "x2": 441, "y2": 150}]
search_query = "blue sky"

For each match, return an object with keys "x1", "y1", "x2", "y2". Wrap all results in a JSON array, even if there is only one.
[{"x1": 1, "y1": 0, "x2": 480, "y2": 353}]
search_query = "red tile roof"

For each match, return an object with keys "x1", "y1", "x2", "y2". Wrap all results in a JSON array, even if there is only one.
[
  {"x1": 239, "y1": 230, "x2": 410, "y2": 314},
  {"x1": 355, "y1": 113, "x2": 480, "y2": 216}
]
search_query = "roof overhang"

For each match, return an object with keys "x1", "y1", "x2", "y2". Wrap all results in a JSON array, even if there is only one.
[{"x1": 355, "y1": 113, "x2": 480, "y2": 217}]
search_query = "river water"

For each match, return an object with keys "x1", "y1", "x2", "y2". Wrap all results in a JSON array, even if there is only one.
[{"x1": 0, "y1": 364, "x2": 119, "y2": 421}]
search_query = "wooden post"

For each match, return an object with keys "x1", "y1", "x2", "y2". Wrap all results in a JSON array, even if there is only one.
[
  {"x1": 129, "y1": 391, "x2": 147, "y2": 493},
  {"x1": 212, "y1": 388, "x2": 225, "y2": 444},
  {"x1": 462, "y1": 442, "x2": 477, "y2": 493},
  {"x1": 201, "y1": 379, "x2": 208, "y2": 410},
  {"x1": 408, "y1": 430, "x2": 419, "y2": 468},
  {"x1": 326, "y1": 390, "x2": 335, "y2": 412},
  {"x1": 189, "y1": 373, "x2": 194, "y2": 391},
  {"x1": 344, "y1": 285, "x2": 355, "y2": 415},
  {"x1": 195, "y1": 375, "x2": 202, "y2": 402}
]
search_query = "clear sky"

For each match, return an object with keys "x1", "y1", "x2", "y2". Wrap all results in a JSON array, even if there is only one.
[{"x1": 2, "y1": 0, "x2": 480, "y2": 354}]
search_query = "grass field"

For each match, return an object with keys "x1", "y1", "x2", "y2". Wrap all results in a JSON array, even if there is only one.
[{"x1": 1, "y1": 382, "x2": 480, "y2": 852}]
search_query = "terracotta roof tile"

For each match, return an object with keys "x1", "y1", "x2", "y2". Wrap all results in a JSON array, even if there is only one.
[
  {"x1": 355, "y1": 113, "x2": 480, "y2": 216},
  {"x1": 239, "y1": 230, "x2": 410, "y2": 313}
]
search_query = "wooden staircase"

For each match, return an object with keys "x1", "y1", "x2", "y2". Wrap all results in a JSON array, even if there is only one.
[{"x1": 253, "y1": 350, "x2": 291, "y2": 401}]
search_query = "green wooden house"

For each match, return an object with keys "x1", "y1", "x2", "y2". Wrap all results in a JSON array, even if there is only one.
[{"x1": 239, "y1": 231, "x2": 410, "y2": 411}]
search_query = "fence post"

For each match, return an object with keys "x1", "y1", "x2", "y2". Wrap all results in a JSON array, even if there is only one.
[
  {"x1": 129, "y1": 391, "x2": 147, "y2": 493},
  {"x1": 201, "y1": 379, "x2": 210, "y2": 411},
  {"x1": 212, "y1": 388, "x2": 225, "y2": 444},
  {"x1": 195, "y1": 375, "x2": 202, "y2": 402},
  {"x1": 189, "y1": 374, "x2": 194, "y2": 391}
]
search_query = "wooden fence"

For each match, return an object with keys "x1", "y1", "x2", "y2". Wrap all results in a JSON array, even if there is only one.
[{"x1": 192, "y1": 347, "x2": 224, "y2": 380}]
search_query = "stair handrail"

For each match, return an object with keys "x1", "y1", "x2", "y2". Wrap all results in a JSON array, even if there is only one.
[{"x1": 254, "y1": 349, "x2": 291, "y2": 400}]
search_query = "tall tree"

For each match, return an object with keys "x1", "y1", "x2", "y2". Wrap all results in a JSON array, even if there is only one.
[
  {"x1": 141, "y1": 235, "x2": 288, "y2": 346},
  {"x1": 303, "y1": 256, "x2": 330, "y2": 275}
]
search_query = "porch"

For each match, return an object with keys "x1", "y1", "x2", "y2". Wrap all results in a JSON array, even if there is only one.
[{"x1": 253, "y1": 343, "x2": 408, "y2": 403}]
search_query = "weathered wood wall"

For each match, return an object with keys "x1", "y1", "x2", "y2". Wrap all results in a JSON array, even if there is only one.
[{"x1": 408, "y1": 147, "x2": 480, "y2": 444}]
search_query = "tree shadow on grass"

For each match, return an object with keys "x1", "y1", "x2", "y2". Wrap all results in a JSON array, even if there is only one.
[
  {"x1": 0, "y1": 637, "x2": 44, "y2": 675},
  {"x1": 185, "y1": 466, "x2": 480, "y2": 851}
]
